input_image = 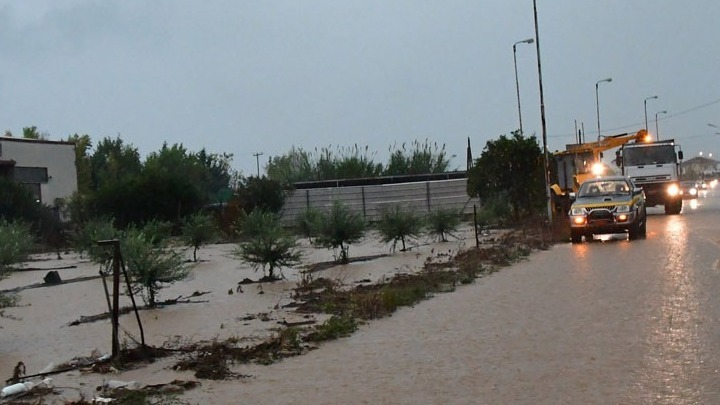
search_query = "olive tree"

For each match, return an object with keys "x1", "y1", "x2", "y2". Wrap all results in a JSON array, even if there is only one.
[
  {"x1": 122, "y1": 229, "x2": 189, "y2": 308},
  {"x1": 0, "y1": 220, "x2": 34, "y2": 314},
  {"x1": 235, "y1": 210, "x2": 302, "y2": 280},
  {"x1": 181, "y1": 212, "x2": 217, "y2": 262},
  {"x1": 426, "y1": 208, "x2": 461, "y2": 242},
  {"x1": 375, "y1": 205, "x2": 424, "y2": 252},
  {"x1": 314, "y1": 200, "x2": 366, "y2": 264}
]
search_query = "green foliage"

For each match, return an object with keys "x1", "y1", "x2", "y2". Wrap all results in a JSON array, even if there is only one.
[
  {"x1": 66, "y1": 134, "x2": 93, "y2": 194},
  {"x1": 467, "y1": 131, "x2": 545, "y2": 220},
  {"x1": 426, "y1": 208, "x2": 461, "y2": 242},
  {"x1": 0, "y1": 220, "x2": 34, "y2": 278},
  {"x1": 375, "y1": 205, "x2": 424, "y2": 252},
  {"x1": 122, "y1": 228, "x2": 190, "y2": 308},
  {"x1": 384, "y1": 140, "x2": 451, "y2": 175},
  {"x1": 181, "y1": 212, "x2": 217, "y2": 262},
  {"x1": 22, "y1": 126, "x2": 47, "y2": 140},
  {"x1": 89, "y1": 136, "x2": 142, "y2": 191},
  {"x1": 90, "y1": 169, "x2": 204, "y2": 228},
  {"x1": 305, "y1": 315, "x2": 358, "y2": 342},
  {"x1": 138, "y1": 219, "x2": 174, "y2": 246},
  {"x1": 0, "y1": 177, "x2": 39, "y2": 223},
  {"x1": 315, "y1": 145, "x2": 383, "y2": 180},
  {"x1": 234, "y1": 176, "x2": 286, "y2": 214},
  {"x1": 314, "y1": 200, "x2": 366, "y2": 264},
  {"x1": 235, "y1": 210, "x2": 302, "y2": 279},
  {"x1": 294, "y1": 207, "x2": 322, "y2": 241},
  {"x1": 76, "y1": 217, "x2": 120, "y2": 263},
  {"x1": 266, "y1": 146, "x2": 315, "y2": 187}
]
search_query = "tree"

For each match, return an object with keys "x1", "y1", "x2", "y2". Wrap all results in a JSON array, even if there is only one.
[
  {"x1": 0, "y1": 177, "x2": 39, "y2": 223},
  {"x1": 314, "y1": 200, "x2": 366, "y2": 264},
  {"x1": 0, "y1": 220, "x2": 34, "y2": 315},
  {"x1": 375, "y1": 205, "x2": 423, "y2": 252},
  {"x1": 266, "y1": 146, "x2": 315, "y2": 186},
  {"x1": 122, "y1": 229, "x2": 190, "y2": 308},
  {"x1": 0, "y1": 220, "x2": 34, "y2": 279},
  {"x1": 426, "y1": 208, "x2": 461, "y2": 242},
  {"x1": 234, "y1": 176, "x2": 286, "y2": 214},
  {"x1": 66, "y1": 134, "x2": 93, "y2": 194},
  {"x1": 315, "y1": 145, "x2": 383, "y2": 180},
  {"x1": 467, "y1": 131, "x2": 545, "y2": 220},
  {"x1": 22, "y1": 126, "x2": 48, "y2": 140},
  {"x1": 295, "y1": 207, "x2": 322, "y2": 242},
  {"x1": 75, "y1": 217, "x2": 119, "y2": 263},
  {"x1": 89, "y1": 136, "x2": 142, "y2": 191},
  {"x1": 235, "y1": 210, "x2": 301, "y2": 279},
  {"x1": 181, "y1": 212, "x2": 217, "y2": 262}
]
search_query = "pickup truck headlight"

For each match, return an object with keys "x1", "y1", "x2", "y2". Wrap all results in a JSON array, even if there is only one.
[
  {"x1": 570, "y1": 207, "x2": 585, "y2": 216},
  {"x1": 616, "y1": 205, "x2": 630, "y2": 213},
  {"x1": 667, "y1": 184, "x2": 680, "y2": 196}
]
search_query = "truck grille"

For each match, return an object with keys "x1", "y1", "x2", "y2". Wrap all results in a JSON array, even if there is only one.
[{"x1": 587, "y1": 206, "x2": 616, "y2": 212}]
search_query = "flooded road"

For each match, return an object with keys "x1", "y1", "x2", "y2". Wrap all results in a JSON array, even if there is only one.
[{"x1": 184, "y1": 189, "x2": 720, "y2": 404}]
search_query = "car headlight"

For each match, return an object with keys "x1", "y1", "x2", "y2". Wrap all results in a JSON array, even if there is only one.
[
  {"x1": 667, "y1": 184, "x2": 679, "y2": 196},
  {"x1": 690, "y1": 188, "x2": 697, "y2": 196},
  {"x1": 615, "y1": 205, "x2": 630, "y2": 213},
  {"x1": 570, "y1": 207, "x2": 585, "y2": 216}
]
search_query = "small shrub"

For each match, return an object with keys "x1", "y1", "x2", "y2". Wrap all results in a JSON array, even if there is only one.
[
  {"x1": 426, "y1": 208, "x2": 461, "y2": 242},
  {"x1": 295, "y1": 207, "x2": 322, "y2": 242},
  {"x1": 181, "y1": 212, "x2": 217, "y2": 261},
  {"x1": 235, "y1": 210, "x2": 302, "y2": 279},
  {"x1": 375, "y1": 205, "x2": 423, "y2": 252},
  {"x1": 314, "y1": 200, "x2": 366, "y2": 264},
  {"x1": 305, "y1": 315, "x2": 358, "y2": 342}
]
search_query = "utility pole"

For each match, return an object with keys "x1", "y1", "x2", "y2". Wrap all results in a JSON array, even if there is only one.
[
  {"x1": 253, "y1": 152, "x2": 264, "y2": 177},
  {"x1": 532, "y1": 0, "x2": 552, "y2": 224}
]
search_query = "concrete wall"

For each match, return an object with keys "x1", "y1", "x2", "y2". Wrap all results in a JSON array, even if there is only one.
[
  {"x1": 282, "y1": 177, "x2": 480, "y2": 223},
  {"x1": 0, "y1": 137, "x2": 78, "y2": 208}
]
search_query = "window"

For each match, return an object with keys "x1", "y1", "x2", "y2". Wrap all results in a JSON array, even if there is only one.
[{"x1": 14, "y1": 166, "x2": 49, "y2": 183}]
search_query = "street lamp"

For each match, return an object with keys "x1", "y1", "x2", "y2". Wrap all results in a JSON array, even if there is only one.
[
  {"x1": 513, "y1": 37, "x2": 534, "y2": 134},
  {"x1": 643, "y1": 95, "x2": 658, "y2": 131},
  {"x1": 595, "y1": 77, "x2": 612, "y2": 138},
  {"x1": 655, "y1": 110, "x2": 667, "y2": 140}
]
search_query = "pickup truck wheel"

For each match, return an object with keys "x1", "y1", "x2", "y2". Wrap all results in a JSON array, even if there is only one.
[
  {"x1": 628, "y1": 223, "x2": 639, "y2": 240},
  {"x1": 639, "y1": 214, "x2": 647, "y2": 237},
  {"x1": 570, "y1": 230, "x2": 583, "y2": 244}
]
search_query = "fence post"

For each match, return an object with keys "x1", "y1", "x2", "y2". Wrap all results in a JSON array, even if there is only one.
[
  {"x1": 473, "y1": 205, "x2": 480, "y2": 248},
  {"x1": 426, "y1": 182, "x2": 431, "y2": 213},
  {"x1": 361, "y1": 186, "x2": 367, "y2": 219}
]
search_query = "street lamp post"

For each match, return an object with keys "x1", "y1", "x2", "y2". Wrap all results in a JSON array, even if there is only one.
[
  {"x1": 513, "y1": 38, "x2": 534, "y2": 134},
  {"x1": 595, "y1": 78, "x2": 612, "y2": 138},
  {"x1": 655, "y1": 110, "x2": 667, "y2": 140},
  {"x1": 644, "y1": 95, "x2": 658, "y2": 131}
]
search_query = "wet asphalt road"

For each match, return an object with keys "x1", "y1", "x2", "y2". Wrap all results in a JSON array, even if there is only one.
[{"x1": 190, "y1": 187, "x2": 720, "y2": 405}]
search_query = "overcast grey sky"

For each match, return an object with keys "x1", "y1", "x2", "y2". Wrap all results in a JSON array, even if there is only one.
[{"x1": 1, "y1": 1, "x2": 718, "y2": 175}]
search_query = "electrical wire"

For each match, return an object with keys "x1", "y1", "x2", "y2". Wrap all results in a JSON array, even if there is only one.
[{"x1": 549, "y1": 96, "x2": 720, "y2": 138}]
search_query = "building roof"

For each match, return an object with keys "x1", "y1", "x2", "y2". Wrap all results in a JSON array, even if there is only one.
[{"x1": 0, "y1": 136, "x2": 75, "y2": 146}]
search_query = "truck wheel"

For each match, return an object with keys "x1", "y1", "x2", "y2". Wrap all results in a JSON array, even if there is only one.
[
  {"x1": 570, "y1": 230, "x2": 583, "y2": 244},
  {"x1": 639, "y1": 215, "x2": 647, "y2": 238},
  {"x1": 664, "y1": 199, "x2": 682, "y2": 215}
]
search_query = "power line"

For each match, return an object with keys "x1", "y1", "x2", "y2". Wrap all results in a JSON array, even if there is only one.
[{"x1": 549, "y1": 96, "x2": 720, "y2": 139}]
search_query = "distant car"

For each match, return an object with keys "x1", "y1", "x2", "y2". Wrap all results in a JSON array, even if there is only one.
[
  {"x1": 568, "y1": 176, "x2": 647, "y2": 243},
  {"x1": 680, "y1": 181, "x2": 698, "y2": 199},
  {"x1": 696, "y1": 180, "x2": 707, "y2": 190}
]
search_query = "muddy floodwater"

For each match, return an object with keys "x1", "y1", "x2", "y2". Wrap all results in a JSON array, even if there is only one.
[{"x1": 2, "y1": 189, "x2": 720, "y2": 404}]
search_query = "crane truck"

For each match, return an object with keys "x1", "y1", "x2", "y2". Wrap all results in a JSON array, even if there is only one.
[{"x1": 550, "y1": 129, "x2": 652, "y2": 215}]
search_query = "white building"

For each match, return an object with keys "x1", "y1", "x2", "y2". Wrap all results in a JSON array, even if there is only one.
[{"x1": 0, "y1": 137, "x2": 78, "y2": 213}]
